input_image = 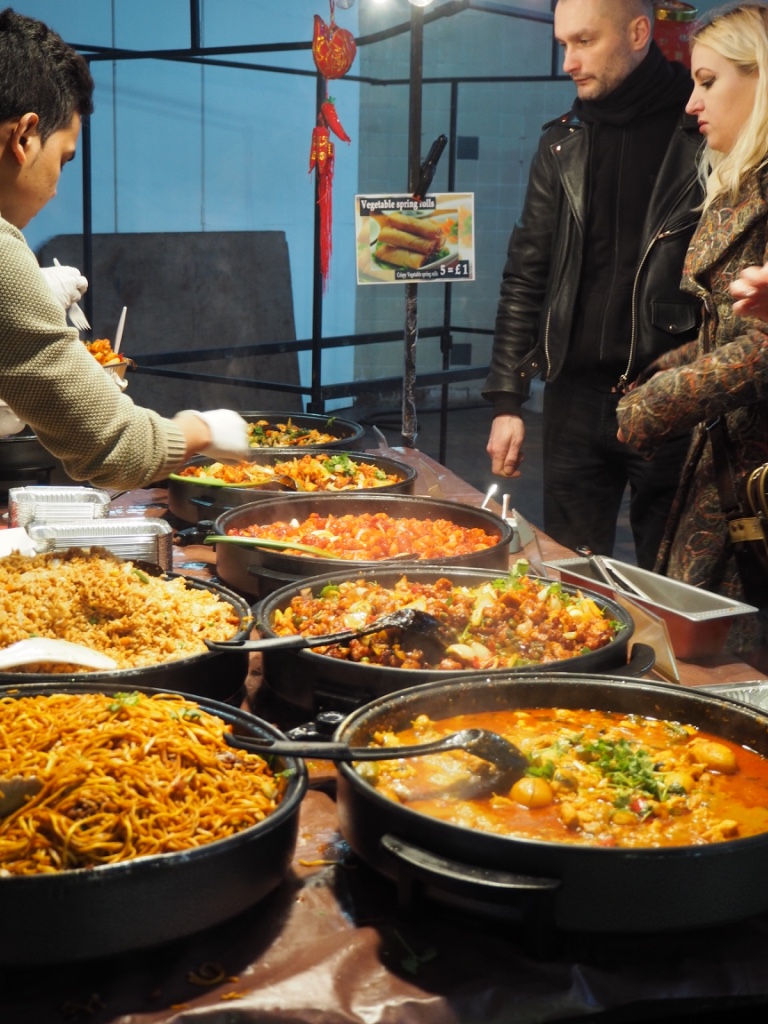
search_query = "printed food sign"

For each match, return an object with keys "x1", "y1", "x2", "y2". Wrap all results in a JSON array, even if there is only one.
[{"x1": 355, "y1": 192, "x2": 475, "y2": 284}]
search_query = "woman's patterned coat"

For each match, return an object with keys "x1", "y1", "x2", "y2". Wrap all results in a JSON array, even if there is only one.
[{"x1": 616, "y1": 167, "x2": 768, "y2": 653}]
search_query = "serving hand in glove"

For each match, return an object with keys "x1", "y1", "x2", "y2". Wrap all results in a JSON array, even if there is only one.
[
  {"x1": 40, "y1": 263, "x2": 88, "y2": 311},
  {"x1": 175, "y1": 409, "x2": 251, "y2": 463}
]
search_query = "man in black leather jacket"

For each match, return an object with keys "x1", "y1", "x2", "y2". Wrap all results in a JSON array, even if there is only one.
[{"x1": 483, "y1": 0, "x2": 703, "y2": 569}]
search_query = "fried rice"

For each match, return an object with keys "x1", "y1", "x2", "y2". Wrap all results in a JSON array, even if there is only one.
[{"x1": 0, "y1": 549, "x2": 243, "y2": 672}]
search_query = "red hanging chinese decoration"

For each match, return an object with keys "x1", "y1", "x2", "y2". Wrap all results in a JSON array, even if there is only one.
[
  {"x1": 312, "y1": 3, "x2": 356, "y2": 79},
  {"x1": 308, "y1": 123, "x2": 334, "y2": 289},
  {"x1": 310, "y1": 0, "x2": 356, "y2": 290}
]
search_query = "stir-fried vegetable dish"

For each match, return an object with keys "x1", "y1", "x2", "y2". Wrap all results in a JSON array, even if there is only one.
[
  {"x1": 269, "y1": 570, "x2": 622, "y2": 669},
  {"x1": 247, "y1": 417, "x2": 341, "y2": 448},
  {"x1": 359, "y1": 706, "x2": 768, "y2": 848},
  {"x1": 177, "y1": 452, "x2": 402, "y2": 491}
]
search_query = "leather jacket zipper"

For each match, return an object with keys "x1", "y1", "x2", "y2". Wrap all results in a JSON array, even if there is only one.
[
  {"x1": 543, "y1": 306, "x2": 553, "y2": 378},
  {"x1": 620, "y1": 207, "x2": 698, "y2": 393}
]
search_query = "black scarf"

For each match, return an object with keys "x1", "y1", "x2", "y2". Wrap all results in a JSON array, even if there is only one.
[{"x1": 574, "y1": 41, "x2": 692, "y2": 127}]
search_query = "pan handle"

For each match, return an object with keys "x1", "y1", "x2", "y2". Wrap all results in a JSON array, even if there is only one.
[
  {"x1": 381, "y1": 833, "x2": 560, "y2": 899},
  {"x1": 175, "y1": 521, "x2": 216, "y2": 546},
  {"x1": 379, "y1": 833, "x2": 560, "y2": 948},
  {"x1": 622, "y1": 642, "x2": 656, "y2": 678}
]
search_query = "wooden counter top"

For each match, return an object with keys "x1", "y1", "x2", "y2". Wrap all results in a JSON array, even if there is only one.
[{"x1": 7, "y1": 447, "x2": 766, "y2": 691}]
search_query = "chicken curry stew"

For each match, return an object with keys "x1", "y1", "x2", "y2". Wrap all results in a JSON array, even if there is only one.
[{"x1": 357, "y1": 706, "x2": 768, "y2": 848}]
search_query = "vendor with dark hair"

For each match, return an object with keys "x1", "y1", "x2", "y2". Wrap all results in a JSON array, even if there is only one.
[{"x1": 0, "y1": 7, "x2": 250, "y2": 486}]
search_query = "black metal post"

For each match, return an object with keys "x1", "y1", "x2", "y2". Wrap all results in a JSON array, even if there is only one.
[
  {"x1": 190, "y1": 0, "x2": 201, "y2": 52},
  {"x1": 402, "y1": 4, "x2": 425, "y2": 449},
  {"x1": 308, "y1": 71, "x2": 326, "y2": 413},
  {"x1": 438, "y1": 79, "x2": 459, "y2": 464}
]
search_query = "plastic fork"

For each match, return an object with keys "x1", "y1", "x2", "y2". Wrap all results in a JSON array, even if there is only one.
[{"x1": 54, "y1": 258, "x2": 90, "y2": 332}]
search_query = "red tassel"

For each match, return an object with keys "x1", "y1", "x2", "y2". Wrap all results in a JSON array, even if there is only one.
[
  {"x1": 318, "y1": 143, "x2": 334, "y2": 291},
  {"x1": 309, "y1": 125, "x2": 334, "y2": 291}
]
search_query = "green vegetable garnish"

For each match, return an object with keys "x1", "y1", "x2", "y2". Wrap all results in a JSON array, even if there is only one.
[
  {"x1": 578, "y1": 737, "x2": 667, "y2": 801},
  {"x1": 108, "y1": 691, "x2": 142, "y2": 713}
]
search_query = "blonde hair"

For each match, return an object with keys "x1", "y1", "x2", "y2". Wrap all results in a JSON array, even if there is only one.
[{"x1": 691, "y1": 5, "x2": 768, "y2": 208}]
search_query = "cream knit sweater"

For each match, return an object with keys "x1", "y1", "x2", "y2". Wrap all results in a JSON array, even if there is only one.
[{"x1": 0, "y1": 215, "x2": 187, "y2": 488}]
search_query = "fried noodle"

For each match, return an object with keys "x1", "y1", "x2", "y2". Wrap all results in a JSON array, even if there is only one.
[{"x1": 0, "y1": 691, "x2": 284, "y2": 875}]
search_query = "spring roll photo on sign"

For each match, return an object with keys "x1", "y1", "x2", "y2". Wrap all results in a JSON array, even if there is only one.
[{"x1": 355, "y1": 193, "x2": 475, "y2": 284}]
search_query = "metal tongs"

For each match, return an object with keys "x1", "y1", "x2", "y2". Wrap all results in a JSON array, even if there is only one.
[
  {"x1": 575, "y1": 546, "x2": 678, "y2": 683},
  {"x1": 575, "y1": 546, "x2": 651, "y2": 601}
]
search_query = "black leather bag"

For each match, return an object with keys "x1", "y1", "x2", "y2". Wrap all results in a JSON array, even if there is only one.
[{"x1": 708, "y1": 416, "x2": 768, "y2": 605}]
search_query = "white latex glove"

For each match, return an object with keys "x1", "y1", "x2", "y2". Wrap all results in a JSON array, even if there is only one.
[
  {"x1": 40, "y1": 264, "x2": 88, "y2": 309},
  {"x1": 0, "y1": 399, "x2": 24, "y2": 436},
  {"x1": 192, "y1": 409, "x2": 251, "y2": 463}
]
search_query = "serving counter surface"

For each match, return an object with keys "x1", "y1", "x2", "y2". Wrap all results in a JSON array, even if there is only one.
[{"x1": 3, "y1": 450, "x2": 768, "y2": 1023}]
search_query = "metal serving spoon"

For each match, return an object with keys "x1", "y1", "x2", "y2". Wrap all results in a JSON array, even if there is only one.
[
  {"x1": 205, "y1": 606, "x2": 455, "y2": 657},
  {"x1": 225, "y1": 726, "x2": 529, "y2": 799},
  {"x1": 204, "y1": 534, "x2": 415, "y2": 560},
  {"x1": 170, "y1": 473, "x2": 298, "y2": 491},
  {"x1": 204, "y1": 534, "x2": 348, "y2": 558},
  {"x1": 0, "y1": 638, "x2": 119, "y2": 672}
]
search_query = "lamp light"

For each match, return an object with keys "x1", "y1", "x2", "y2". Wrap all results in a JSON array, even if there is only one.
[{"x1": 408, "y1": 0, "x2": 436, "y2": 7}]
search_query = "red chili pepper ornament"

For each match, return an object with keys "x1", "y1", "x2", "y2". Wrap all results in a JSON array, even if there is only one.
[
  {"x1": 308, "y1": 124, "x2": 335, "y2": 291},
  {"x1": 320, "y1": 97, "x2": 351, "y2": 144}
]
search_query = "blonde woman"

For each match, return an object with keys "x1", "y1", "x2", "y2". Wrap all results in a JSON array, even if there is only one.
[{"x1": 616, "y1": 1, "x2": 768, "y2": 657}]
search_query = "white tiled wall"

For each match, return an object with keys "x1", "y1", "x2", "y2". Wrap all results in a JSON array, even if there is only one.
[{"x1": 354, "y1": 2, "x2": 572, "y2": 397}]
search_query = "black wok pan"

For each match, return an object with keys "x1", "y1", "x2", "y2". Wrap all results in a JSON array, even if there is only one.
[
  {"x1": 242, "y1": 410, "x2": 364, "y2": 451},
  {"x1": 334, "y1": 673, "x2": 768, "y2": 934},
  {"x1": 210, "y1": 492, "x2": 515, "y2": 599},
  {"x1": 254, "y1": 565, "x2": 648, "y2": 714},
  {"x1": 0, "y1": 680, "x2": 307, "y2": 967},
  {"x1": 0, "y1": 573, "x2": 254, "y2": 705},
  {"x1": 167, "y1": 448, "x2": 417, "y2": 523}
]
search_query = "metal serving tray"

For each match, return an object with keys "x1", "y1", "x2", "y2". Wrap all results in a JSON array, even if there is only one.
[
  {"x1": 9, "y1": 486, "x2": 111, "y2": 528},
  {"x1": 544, "y1": 555, "x2": 757, "y2": 660},
  {"x1": 27, "y1": 518, "x2": 173, "y2": 570},
  {"x1": 707, "y1": 680, "x2": 768, "y2": 713}
]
